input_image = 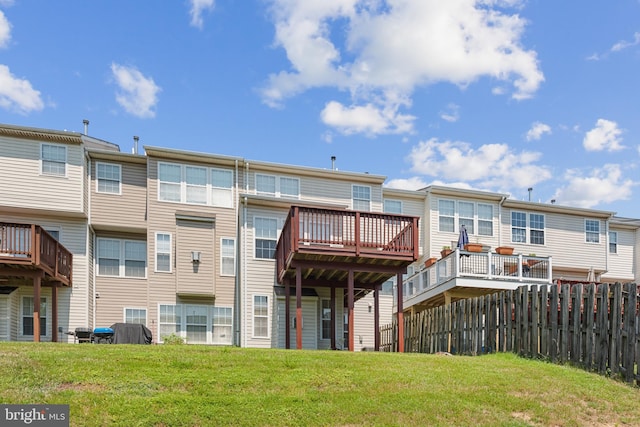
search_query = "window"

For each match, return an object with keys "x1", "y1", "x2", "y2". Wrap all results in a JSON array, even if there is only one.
[
  {"x1": 438, "y1": 199, "x2": 455, "y2": 232},
  {"x1": 585, "y1": 219, "x2": 600, "y2": 243},
  {"x1": 383, "y1": 199, "x2": 403, "y2": 214},
  {"x1": 609, "y1": 231, "x2": 618, "y2": 254},
  {"x1": 220, "y1": 238, "x2": 236, "y2": 276},
  {"x1": 159, "y1": 304, "x2": 233, "y2": 345},
  {"x1": 458, "y1": 202, "x2": 475, "y2": 235},
  {"x1": 212, "y1": 307, "x2": 232, "y2": 344},
  {"x1": 186, "y1": 166, "x2": 207, "y2": 204},
  {"x1": 96, "y1": 163, "x2": 121, "y2": 194},
  {"x1": 22, "y1": 297, "x2": 46, "y2": 336},
  {"x1": 352, "y1": 185, "x2": 371, "y2": 211},
  {"x1": 125, "y1": 308, "x2": 147, "y2": 325},
  {"x1": 158, "y1": 163, "x2": 182, "y2": 202},
  {"x1": 321, "y1": 299, "x2": 331, "y2": 340},
  {"x1": 97, "y1": 238, "x2": 147, "y2": 277},
  {"x1": 158, "y1": 162, "x2": 234, "y2": 208},
  {"x1": 41, "y1": 144, "x2": 66, "y2": 176},
  {"x1": 211, "y1": 168, "x2": 233, "y2": 207},
  {"x1": 186, "y1": 305, "x2": 208, "y2": 344},
  {"x1": 253, "y1": 295, "x2": 269, "y2": 338},
  {"x1": 477, "y1": 204, "x2": 493, "y2": 236},
  {"x1": 155, "y1": 233, "x2": 172, "y2": 272},
  {"x1": 256, "y1": 174, "x2": 299, "y2": 199},
  {"x1": 255, "y1": 217, "x2": 278, "y2": 259},
  {"x1": 511, "y1": 212, "x2": 545, "y2": 245}
]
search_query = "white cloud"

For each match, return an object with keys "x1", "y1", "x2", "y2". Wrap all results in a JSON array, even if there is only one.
[
  {"x1": 320, "y1": 100, "x2": 415, "y2": 135},
  {"x1": 440, "y1": 103, "x2": 460, "y2": 123},
  {"x1": 611, "y1": 32, "x2": 640, "y2": 52},
  {"x1": 0, "y1": 10, "x2": 11, "y2": 49},
  {"x1": 0, "y1": 64, "x2": 44, "y2": 114},
  {"x1": 526, "y1": 122, "x2": 551, "y2": 141},
  {"x1": 407, "y1": 137, "x2": 552, "y2": 190},
  {"x1": 263, "y1": 0, "x2": 543, "y2": 136},
  {"x1": 384, "y1": 177, "x2": 428, "y2": 191},
  {"x1": 583, "y1": 119, "x2": 624, "y2": 152},
  {"x1": 552, "y1": 164, "x2": 635, "y2": 208},
  {"x1": 188, "y1": 0, "x2": 215, "y2": 29},
  {"x1": 110, "y1": 63, "x2": 161, "y2": 119}
]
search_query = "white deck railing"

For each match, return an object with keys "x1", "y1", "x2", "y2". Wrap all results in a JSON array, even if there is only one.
[{"x1": 402, "y1": 249, "x2": 553, "y2": 302}]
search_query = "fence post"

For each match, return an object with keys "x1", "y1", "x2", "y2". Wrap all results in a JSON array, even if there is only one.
[
  {"x1": 550, "y1": 284, "x2": 559, "y2": 363},
  {"x1": 560, "y1": 284, "x2": 570, "y2": 363},
  {"x1": 609, "y1": 283, "x2": 622, "y2": 375},
  {"x1": 531, "y1": 285, "x2": 539, "y2": 358},
  {"x1": 595, "y1": 283, "x2": 609, "y2": 375},
  {"x1": 622, "y1": 283, "x2": 637, "y2": 384},
  {"x1": 584, "y1": 283, "x2": 596, "y2": 370}
]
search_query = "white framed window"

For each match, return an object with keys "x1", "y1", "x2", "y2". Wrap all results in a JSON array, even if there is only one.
[
  {"x1": 97, "y1": 238, "x2": 147, "y2": 277},
  {"x1": 125, "y1": 308, "x2": 147, "y2": 325},
  {"x1": 41, "y1": 143, "x2": 66, "y2": 176},
  {"x1": 255, "y1": 174, "x2": 300, "y2": 199},
  {"x1": 383, "y1": 199, "x2": 403, "y2": 214},
  {"x1": 321, "y1": 299, "x2": 331, "y2": 340},
  {"x1": 212, "y1": 307, "x2": 233, "y2": 345},
  {"x1": 438, "y1": 199, "x2": 455, "y2": 232},
  {"x1": 352, "y1": 185, "x2": 371, "y2": 211},
  {"x1": 254, "y1": 217, "x2": 278, "y2": 259},
  {"x1": 609, "y1": 231, "x2": 618, "y2": 254},
  {"x1": 186, "y1": 166, "x2": 207, "y2": 204},
  {"x1": 211, "y1": 168, "x2": 233, "y2": 208},
  {"x1": 585, "y1": 219, "x2": 600, "y2": 243},
  {"x1": 458, "y1": 202, "x2": 475, "y2": 235},
  {"x1": 22, "y1": 296, "x2": 47, "y2": 336},
  {"x1": 511, "y1": 211, "x2": 545, "y2": 245},
  {"x1": 158, "y1": 162, "x2": 234, "y2": 208},
  {"x1": 155, "y1": 233, "x2": 172, "y2": 272},
  {"x1": 158, "y1": 304, "x2": 233, "y2": 345},
  {"x1": 253, "y1": 295, "x2": 269, "y2": 338},
  {"x1": 220, "y1": 238, "x2": 236, "y2": 276},
  {"x1": 477, "y1": 204, "x2": 493, "y2": 236},
  {"x1": 96, "y1": 162, "x2": 121, "y2": 194}
]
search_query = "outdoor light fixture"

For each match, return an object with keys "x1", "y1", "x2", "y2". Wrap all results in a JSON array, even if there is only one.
[{"x1": 191, "y1": 251, "x2": 201, "y2": 263}]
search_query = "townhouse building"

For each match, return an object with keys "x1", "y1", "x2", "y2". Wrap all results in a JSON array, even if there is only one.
[{"x1": 0, "y1": 122, "x2": 638, "y2": 350}]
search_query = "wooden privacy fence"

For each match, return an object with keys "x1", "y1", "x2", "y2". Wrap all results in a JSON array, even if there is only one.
[{"x1": 380, "y1": 282, "x2": 640, "y2": 386}]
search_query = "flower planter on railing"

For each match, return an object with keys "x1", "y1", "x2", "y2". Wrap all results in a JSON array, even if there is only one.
[{"x1": 495, "y1": 246, "x2": 514, "y2": 255}]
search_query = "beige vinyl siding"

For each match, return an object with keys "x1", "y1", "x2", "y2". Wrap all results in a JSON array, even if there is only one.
[
  {"x1": 0, "y1": 136, "x2": 84, "y2": 214},
  {"x1": 16, "y1": 287, "x2": 52, "y2": 342},
  {"x1": 353, "y1": 292, "x2": 393, "y2": 351},
  {"x1": 315, "y1": 288, "x2": 345, "y2": 350},
  {"x1": 275, "y1": 296, "x2": 318, "y2": 350},
  {"x1": 91, "y1": 160, "x2": 147, "y2": 230},
  {"x1": 601, "y1": 227, "x2": 636, "y2": 282},
  {"x1": 146, "y1": 158, "x2": 239, "y2": 342},
  {"x1": 176, "y1": 219, "x2": 215, "y2": 296},
  {"x1": 0, "y1": 213, "x2": 90, "y2": 339}
]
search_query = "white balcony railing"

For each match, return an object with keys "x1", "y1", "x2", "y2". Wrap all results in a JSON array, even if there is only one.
[{"x1": 401, "y1": 249, "x2": 552, "y2": 303}]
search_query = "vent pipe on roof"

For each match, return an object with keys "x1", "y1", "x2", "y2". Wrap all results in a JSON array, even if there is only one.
[
  {"x1": 133, "y1": 136, "x2": 139, "y2": 155},
  {"x1": 331, "y1": 156, "x2": 336, "y2": 171},
  {"x1": 527, "y1": 187, "x2": 533, "y2": 202},
  {"x1": 82, "y1": 119, "x2": 89, "y2": 135}
]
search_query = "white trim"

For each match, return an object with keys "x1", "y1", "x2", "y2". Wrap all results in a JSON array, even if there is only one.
[
  {"x1": 157, "y1": 303, "x2": 234, "y2": 345},
  {"x1": 253, "y1": 216, "x2": 279, "y2": 261},
  {"x1": 255, "y1": 173, "x2": 300, "y2": 199},
  {"x1": 124, "y1": 307, "x2": 147, "y2": 325},
  {"x1": 585, "y1": 218, "x2": 601, "y2": 244},
  {"x1": 220, "y1": 237, "x2": 236, "y2": 276},
  {"x1": 252, "y1": 294, "x2": 270, "y2": 339},
  {"x1": 608, "y1": 230, "x2": 618, "y2": 254},
  {"x1": 95, "y1": 162, "x2": 122, "y2": 195},
  {"x1": 96, "y1": 237, "x2": 147, "y2": 278},
  {"x1": 20, "y1": 295, "x2": 48, "y2": 338},
  {"x1": 352, "y1": 184, "x2": 371, "y2": 211},
  {"x1": 157, "y1": 161, "x2": 234, "y2": 208},
  {"x1": 40, "y1": 142, "x2": 67, "y2": 177},
  {"x1": 511, "y1": 210, "x2": 546, "y2": 246},
  {"x1": 383, "y1": 198, "x2": 403, "y2": 214},
  {"x1": 155, "y1": 232, "x2": 172, "y2": 273}
]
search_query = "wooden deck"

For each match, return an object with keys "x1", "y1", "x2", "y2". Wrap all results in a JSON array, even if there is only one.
[{"x1": 0, "y1": 222, "x2": 73, "y2": 286}]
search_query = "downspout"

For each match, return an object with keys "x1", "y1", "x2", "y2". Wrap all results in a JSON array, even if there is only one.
[
  {"x1": 87, "y1": 156, "x2": 96, "y2": 332},
  {"x1": 233, "y1": 159, "x2": 240, "y2": 346},
  {"x1": 242, "y1": 162, "x2": 250, "y2": 348},
  {"x1": 498, "y1": 196, "x2": 507, "y2": 246}
]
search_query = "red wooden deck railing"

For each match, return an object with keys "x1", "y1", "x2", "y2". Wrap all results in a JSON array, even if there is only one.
[{"x1": 0, "y1": 222, "x2": 73, "y2": 286}]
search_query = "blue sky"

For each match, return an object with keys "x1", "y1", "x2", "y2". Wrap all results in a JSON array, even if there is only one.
[{"x1": 1, "y1": 0, "x2": 639, "y2": 217}]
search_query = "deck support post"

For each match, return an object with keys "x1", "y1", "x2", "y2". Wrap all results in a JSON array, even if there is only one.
[
  {"x1": 285, "y1": 278, "x2": 291, "y2": 349},
  {"x1": 33, "y1": 273, "x2": 42, "y2": 342},
  {"x1": 374, "y1": 284, "x2": 380, "y2": 351},
  {"x1": 52, "y1": 284, "x2": 58, "y2": 343},
  {"x1": 348, "y1": 269, "x2": 354, "y2": 351},
  {"x1": 397, "y1": 272, "x2": 404, "y2": 353},
  {"x1": 296, "y1": 266, "x2": 302, "y2": 350},
  {"x1": 330, "y1": 286, "x2": 336, "y2": 350}
]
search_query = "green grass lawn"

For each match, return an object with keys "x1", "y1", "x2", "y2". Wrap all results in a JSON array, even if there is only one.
[{"x1": 1, "y1": 343, "x2": 638, "y2": 426}]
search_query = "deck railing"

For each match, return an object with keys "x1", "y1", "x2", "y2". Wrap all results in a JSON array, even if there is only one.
[
  {"x1": 402, "y1": 249, "x2": 552, "y2": 303},
  {"x1": 276, "y1": 206, "x2": 419, "y2": 280},
  {"x1": 0, "y1": 222, "x2": 73, "y2": 284}
]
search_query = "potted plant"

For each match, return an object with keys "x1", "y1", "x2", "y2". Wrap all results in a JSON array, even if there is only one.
[
  {"x1": 424, "y1": 257, "x2": 437, "y2": 268},
  {"x1": 440, "y1": 246, "x2": 452, "y2": 258},
  {"x1": 464, "y1": 243, "x2": 483, "y2": 252},
  {"x1": 495, "y1": 246, "x2": 514, "y2": 255}
]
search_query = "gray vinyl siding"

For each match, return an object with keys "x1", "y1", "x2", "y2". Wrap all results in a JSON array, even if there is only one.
[
  {"x1": 0, "y1": 136, "x2": 83, "y2": 214},
  {"x1": 275, "y1": 296, "x2": 318, "y2": 349},
  {"x1": 0, "y1": 296, "x2": 8, "y2": 341},
  {"x1": 602, "y1": 227, "x2": 636, "y2": 282},
  {"x1": 90, "y1": 160, "x2": 148, "y2": 230}
]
